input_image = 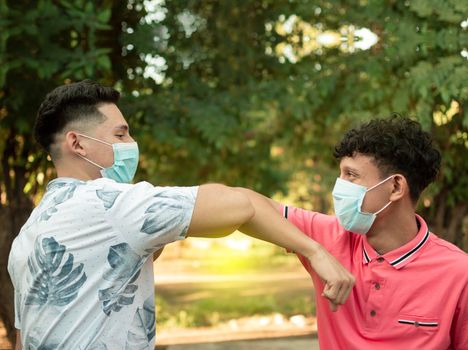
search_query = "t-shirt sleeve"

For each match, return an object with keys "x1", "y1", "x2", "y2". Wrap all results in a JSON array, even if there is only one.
[
  {"x1": 280, "y1": 205, "x2": 343, "y2": 251},
  {"x1": 102, "y1": 181, "x2": 198, "y2": 256}
]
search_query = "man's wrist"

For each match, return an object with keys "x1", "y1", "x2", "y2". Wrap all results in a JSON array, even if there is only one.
[{"x1": 301, "y1": 240, "x2": 322, "y2": 260}]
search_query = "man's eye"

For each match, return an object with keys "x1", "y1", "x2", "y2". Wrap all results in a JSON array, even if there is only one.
[{"x1": 116, "y1": 135, "x2": 124, "y2": 138}]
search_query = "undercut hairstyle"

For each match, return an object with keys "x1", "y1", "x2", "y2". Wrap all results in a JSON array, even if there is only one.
[
  {"x1": 334, "y1": 115, "x2": 441, "y2": 202},
  {"x1": 34, "y1": 80, "x2": 120, "y2": 158}
]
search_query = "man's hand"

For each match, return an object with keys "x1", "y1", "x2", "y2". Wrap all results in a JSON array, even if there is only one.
[
  {"x1": 233, "y1": 188, "x2": 355, "y2": 311},
  {"x1": 306, "y1": 246, "x2": 355, "y2": 312}
]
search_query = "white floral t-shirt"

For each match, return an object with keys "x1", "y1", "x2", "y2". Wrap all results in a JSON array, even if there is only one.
[{"x1": 8, "y1": 177, "x2": 198, "y2": 349}]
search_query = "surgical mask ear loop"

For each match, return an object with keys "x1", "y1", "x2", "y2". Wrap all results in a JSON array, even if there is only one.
[
  {"x1": 78, "y1": 154, "x2": 104, "y2": 170},
  {"x1": 75, "y1": 133, "x2": 112, "y2": 170},
  {"x1": 76, "y1": 133, "x2": 112, "y2": 146},
  {"x1": 366, "y1": 175, "x2": 395, "y2": 192},
  {"x1": 366, "y1": 175, "x2": 395, "y2": 215},
  {"x1": 374, "y1": 200, "x2": 392, "y2": 215}
]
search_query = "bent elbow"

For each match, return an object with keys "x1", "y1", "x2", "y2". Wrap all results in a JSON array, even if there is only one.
[
  {"x1": 218, "y1": 185, "x2": 255, "y2": 224},
  {"x1": 237, "y1": 191, "x2": 255, "y2": 224}
]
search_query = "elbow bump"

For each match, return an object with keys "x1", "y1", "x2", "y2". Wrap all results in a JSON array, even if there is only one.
[{"x1": 236, "y1": 191, "x2": 255, "y2": 222}]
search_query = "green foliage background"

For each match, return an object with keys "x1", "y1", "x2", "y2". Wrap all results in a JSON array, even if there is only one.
[{"x1": 0, "y1": 0, "x2": 467, "y2": 343}]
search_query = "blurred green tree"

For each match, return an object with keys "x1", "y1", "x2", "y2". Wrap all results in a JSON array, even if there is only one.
[
  {"x1": 126, "y1": 0, "x2": 466, "y2": 249},
  {"x1": 0, "y1": 0, "x2": 467, "y2": 345}
]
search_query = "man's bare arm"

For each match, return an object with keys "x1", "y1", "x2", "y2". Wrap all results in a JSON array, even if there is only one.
[
  {"x1": 186, "y1": 184, "x2": 254, "y2": 238},
  {"x1": 183, "y1": 184, "x2": 354, "y2": 310},
  {"x1": 234, "y1": 187, "x2": 355, "y2": 311}
]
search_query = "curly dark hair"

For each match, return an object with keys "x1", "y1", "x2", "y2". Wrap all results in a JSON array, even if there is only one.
[
  {"x1": 34, "y1": 80, "x2": 120, "y2": 157},
  {"x1": 334, "y1": 115, "x2": 441, "y2": 201}
]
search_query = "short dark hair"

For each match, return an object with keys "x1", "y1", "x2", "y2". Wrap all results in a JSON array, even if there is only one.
[
  {"x1": 34, "y1": 80, "x2": 120, "y2": 156},
  {"x1": 334, "y1": 115, "x2": 441, "y2": 201}
]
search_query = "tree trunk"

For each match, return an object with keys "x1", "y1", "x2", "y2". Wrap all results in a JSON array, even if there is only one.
[
  {"x1": 447, "y1": 204, "x2": 468, "y2": 248},
  {"x1": 0, "y1": 208, "x2": 15, "y2": 349},
  {"x1": 425, "y1": 192, "x2": 468, "y2": 252}
]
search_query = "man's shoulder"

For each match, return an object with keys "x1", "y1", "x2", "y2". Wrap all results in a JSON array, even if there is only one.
[
  {"x1": 427, "y1": 233, "x2": 468, "y2": 270},
  {"x1": 82, "y1": 178, "x2": 155, "y2": 193},
  {"x1": 285, "y1": 206, "x2": 337, "y2": 223},
  {"x1": 429, "y1": 233, "x2": 466, "y2": 256}
]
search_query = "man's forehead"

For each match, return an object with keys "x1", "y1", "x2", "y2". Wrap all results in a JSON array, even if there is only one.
[
  {"x1": 97, "y1": 103, "x2": 129, "y2": 129},
  {"x1": 340, "y1": 154, "x2": 377, "y2": 171}
]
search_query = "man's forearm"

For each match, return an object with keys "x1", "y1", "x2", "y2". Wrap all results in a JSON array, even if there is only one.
[
  {"x1": 234, "y1": 187, "x2": 355, "y2": 311},
  {"x1": 234, "y1": 188, "x2": 320, "y2": 258}
]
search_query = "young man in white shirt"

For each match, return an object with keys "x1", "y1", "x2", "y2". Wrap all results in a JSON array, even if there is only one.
[{"x1": 8, "y1": 80, "x2": 354, "y2": 349}]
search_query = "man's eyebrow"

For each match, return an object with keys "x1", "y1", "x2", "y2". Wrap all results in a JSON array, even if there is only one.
[
  {"x1": 114, "y1": 125, "x2": 129, "y2": 131},
  {"x1": 342, "y1": 165, "x2": 360, "y2": 174}
]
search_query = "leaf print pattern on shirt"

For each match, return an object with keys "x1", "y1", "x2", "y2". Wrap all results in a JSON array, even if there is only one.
[
  {"x1": 86, "y1": 341, "x2": 108, "y2": 350},
  {"x1": 25, "y1": 334, "x2": 58, "y2": 350},
  {"x1": 140, "y1": 190, "x2": 193, "y2": 236},
  {"x1": 98, "y1": 243, "x2": 142, "y2": 316},
  {"x1": 39, "y1": 183, "x2": 80, "y2": 221},
  {"x1": 26, "y1": 237, "x2": 87, "y2": 306},
  {"x1": 125, "y1": 296, "x2": 156, "y2": 349},
  {"x1": 39, "y1": 207, "x2": 58, "y2": 221},
  {"x1": 96, "y1": 189, "x2": 122, "y2": 210}
]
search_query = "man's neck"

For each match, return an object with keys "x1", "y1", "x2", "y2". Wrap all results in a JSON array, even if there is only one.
[
  {"x1": 366, "y1": 207, "x2": 419, "y2": 255},
  {"x1": 56, "y1": 163, "x2": 99, "y2": 181}
]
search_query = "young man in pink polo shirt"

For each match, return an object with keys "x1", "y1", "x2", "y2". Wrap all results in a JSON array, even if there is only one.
[{"x1": 238, "y1": 116, "x2": 467, "y2": 349}]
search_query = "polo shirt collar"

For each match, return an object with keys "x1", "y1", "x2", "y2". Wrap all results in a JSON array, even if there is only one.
[{"x1": 362, "y1": 214, "x2": 430, "y2": 270}]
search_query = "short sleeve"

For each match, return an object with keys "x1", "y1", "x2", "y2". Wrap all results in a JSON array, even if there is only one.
[
  {"x1": 280, "y1": 205, "x2": 343, "y2": 251},
  {"x1": 101, "y1": 181, "x2": 198, "y2": 255}
]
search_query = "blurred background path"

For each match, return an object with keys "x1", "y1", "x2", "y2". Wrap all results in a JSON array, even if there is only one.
[{"x1": 157, "y1": 335, "x2": 319, "y2": 349}]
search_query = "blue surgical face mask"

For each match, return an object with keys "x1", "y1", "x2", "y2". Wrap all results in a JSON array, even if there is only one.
[
  {"x1": 332, "y1": 175, "x2": 394, "y2": 234},
  {"x1": 77, "y1": 134, "x2": 139, "y2": 183}
]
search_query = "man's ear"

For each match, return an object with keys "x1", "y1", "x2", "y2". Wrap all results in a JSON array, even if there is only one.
[
  {"x1": 389, "y1": 174, "x2": 407, "y2": 201},
  {"x1": 64, "y1": 131, "x2": 87, "y2": 157}
]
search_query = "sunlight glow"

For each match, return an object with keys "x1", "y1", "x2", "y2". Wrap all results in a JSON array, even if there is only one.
[
  {"x1": 36, "y1": 172, "x2": 44, "y2": 185},
  {"x1": 190, "y1": 239, "x2": 212, "y2": 250},
  {"x1": 461, "y1": 19, "x2": 468, "y2": 29},
  {"x1": 224, "y1": 237, "x2": 252, "y2": 251},
  {"x1": 143, "y1": 54, "x2": 167, "y2": 84},
  {"x1": 316, "y1": 32, "x2": 341, "y2": 47},
  {"x1": 353, "y1": 28, "x2": 379, "y2": 50},
  {"x1": 143, "y1": 0, "x2": 166, "y2": 24},
  {"x1": 271, "y1": 15, "x2": 379, "y2": 63},
  {"x1": 433, "y1": 100, "x2": 460, "y2": 126},
  {"x1": 290, "y1": 314, "x2": 307, "y2": 327},
  {"x1": 461, "y1": 49, "x2": 468, "y2": 60}
]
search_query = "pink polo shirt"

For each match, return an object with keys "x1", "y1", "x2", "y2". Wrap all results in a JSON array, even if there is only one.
[{"x1": 282, "y1": 206, "x2": 468, "y2": 350}]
